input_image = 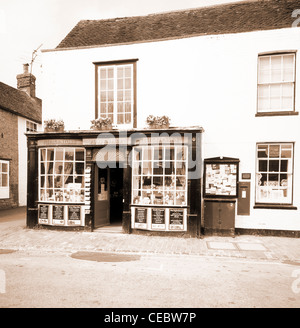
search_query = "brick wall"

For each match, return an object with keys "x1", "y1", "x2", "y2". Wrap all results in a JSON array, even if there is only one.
[{"x1": 0, "y1": 109, "x2": 19, "y2": 209}]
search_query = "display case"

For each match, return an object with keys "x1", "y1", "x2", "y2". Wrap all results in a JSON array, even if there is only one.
[{"x1": 204, "y1": 157, "x2": 239, "y2": 198}]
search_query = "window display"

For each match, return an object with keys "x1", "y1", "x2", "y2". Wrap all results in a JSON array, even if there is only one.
[
  {"x1": 256, "y1": 143, "x2": 293, "y2": 204},
  {"x1": 39, "y1": 147, "x2": 85, "y2": 203},
  {"x1": 132, "y1": 146, "x2": 188, "y2": 206}
]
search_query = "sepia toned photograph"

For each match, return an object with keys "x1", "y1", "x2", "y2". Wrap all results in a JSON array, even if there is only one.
[{"x1": 0, "y1": 0, "x2": 300, "y2": 316}]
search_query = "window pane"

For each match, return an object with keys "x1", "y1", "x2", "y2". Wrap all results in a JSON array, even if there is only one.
[
  {"x1": 281, "y1": 145, "x2": 292, "y2": 158},
  {"x1": 54, "y1": 162, "x2": 63, "y2": 175},
  {"x1": 269, "y1": 145, "x2": 280, "y2": 158},
  {"x1": 154, "y1": 148, "x2": 163, "y2": 161},
  {"x1": 257, "y1": 145, "x2": 268, "y2": 158},
  {"x1": 117, "y1": 114, "x2": 124, "y2": 124},
  {"x1": 117, "y1": 91, "x2": 123, "y2": 101},
  {"x1": 142, "y1": 161, "x2": 152, "y2": 175},
  {"x1": 108, "y1": 91, "x2": 114, "y2": 102},
  {"x1": 40, "y1": 149, "x2": 46, "y2": 162},
  {"x1": 54, "y1": 175, "x2": 63, "y2": 188},
  {"x1": 100, "y1": 79, "x2": 106, "y2": 90},
  {"x1": 176, "y1": 162, "x2": 186, "y2": 175},
  {"x1": 40, "y1": 176, "x2": 45, "y2": 189},
  {"x1": 268, "y1": 160, "x2": 279, "y2": 172},
  {"x1": 283, "y1": 68, "x2": 294, "y2": 82},
  {"x1": 125, "y1": 66, "x2": 131, "y2": 77},
  {"x1": 64, "y1": 162, "x2": 73, "y2": 175},
  {"x1": 258, "y1": 160, "x2": 267, "y2": 172},
  {"x1": 56, "y1": 149, "x2": 64, "y2": 161},
  {"x1": 47, "y1": 149, "x2": 54, "y2": 161},
  {"x1": 75, "y1": 162, "x2": 84, "y2": 175},
  {"x1": 107, "y1": 68, "x2": 113, "y2": 78},
  {"x1": 125, "y1": 112, "x2": 131, "y2": 124},
  {"x1": 165, "y1": 161, "x2": 175, "y2": 175},
  {"x1": 75, "y1": 150, "x2": 84, "y2": 161},
  {"x1": 117, "y1": 67, "x2": 124, "y2": 78},
  {"x1": 100, "y1": 91, "x2": 106, "y2": 102},
  {"x1": 100, "y1": 68, "x2": 106, "y2": 79},
  {"x1": 2, "y1": 163, "x2": 8, "y2": 173},
  {"x1": 153, "y1": 162, "x2": 163, "y2": 175},
  {"x1": 280, "y1": 160, "x2": 288, "y2": 172},
  {"x1": 108, "y1": 79, "x2": 114, "y2": 90},
  {"x1": 2, "y1": 174, "x2": 8, "y2": 187},
  {"x1": 117, "y1": 78, "x2": 123, "y2": 89},
  {"x1": 65, "y1": 149, "x2": 74, "y2": 161}
]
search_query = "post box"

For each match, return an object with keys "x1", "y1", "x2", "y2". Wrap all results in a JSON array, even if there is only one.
[{"x1": 237, "y1": 181, "x2": 251, "y2": 215}]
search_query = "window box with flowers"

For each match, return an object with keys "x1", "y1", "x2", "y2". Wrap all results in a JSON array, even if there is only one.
[
  {"x1": 90, "y1": 117, "x2": 113, "y2": 131},
  {"x1": 44, "y1": 119, "x2": 65, "y2": 133},
  {"x1": 146, "y1": 115, "x2": 170, "y2": 129}
]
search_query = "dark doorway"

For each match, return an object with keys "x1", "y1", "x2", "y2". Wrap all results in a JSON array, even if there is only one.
[
  {"x1": 109, "y1": 168, "x2": 123, "y2": 223},
  {"x1": 94, "y1": 166, "x2": 123, "y2": 229}
]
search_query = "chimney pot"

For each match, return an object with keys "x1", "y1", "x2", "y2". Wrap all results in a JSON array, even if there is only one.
[{"x1": 23, "y1": 63, "x2": 29, "y2": 74}]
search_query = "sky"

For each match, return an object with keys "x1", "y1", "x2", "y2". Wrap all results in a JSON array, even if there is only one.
[{"x1": 0, "y1": 0, "x2": 245, "y2": 97}]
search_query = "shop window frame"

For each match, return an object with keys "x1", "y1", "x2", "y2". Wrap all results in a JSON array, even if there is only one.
[
  {"x1": 131, "y1": 145, "x2": 188, "y2": 207},
  {"x1": 38, "y1": 147, "x2": 86, "y2": 204}
]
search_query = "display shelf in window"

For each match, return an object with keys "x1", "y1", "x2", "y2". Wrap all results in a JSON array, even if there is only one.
[{"x1": 204, "y1": 157, "x2": 239, "y2": 198}]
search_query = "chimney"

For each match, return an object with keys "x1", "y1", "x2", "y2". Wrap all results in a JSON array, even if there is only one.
[{"x1": 16, "y1": 63, "x2": 36, "y2": 97}]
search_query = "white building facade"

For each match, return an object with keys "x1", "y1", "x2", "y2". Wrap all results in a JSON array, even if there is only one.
[{"x1": 37, "y1": 0, "x2": 300, "y2": 235}]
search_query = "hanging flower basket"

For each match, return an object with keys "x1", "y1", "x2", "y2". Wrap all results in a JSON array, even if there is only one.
[
  {"x1": 44, "y1": 119, "x2": 65, "y2": 132},
  {"x1": 146, "y1": 115, "x2": 170, "y2": 129},
  {"x1": 90, "y1": 117, "x2": 113, "y2": 131}
]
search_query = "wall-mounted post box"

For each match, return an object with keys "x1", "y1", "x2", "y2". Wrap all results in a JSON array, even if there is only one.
[{"x1": 237, "y1": 181, "x2": 251, "y2": 215}]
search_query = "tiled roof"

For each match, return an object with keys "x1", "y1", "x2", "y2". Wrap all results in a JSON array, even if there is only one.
[
  {"x1": 0, "y1": 82, "x2": 42, "y2": 123},
  {"x1": 56, "y1": 0, "x2": 299, "y2": 49}
]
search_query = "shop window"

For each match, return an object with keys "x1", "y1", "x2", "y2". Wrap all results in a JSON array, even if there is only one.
[
  {"x1": 257, "y1": 53, "x2": 296, "y2": 114},
  {"x1": 95, "y1": 61, "x2": 137, "y2": 128},
  {"x1": 132, "y1": 146, "x2": 188, "y2": 206},
  {"x1": 0, "y1": 160, "x2": 9, "y2": 199},
  {"x1": 256, "y1": 143, "x2": 293, "y2": 204},
  {"x1": 26, "y1": 120, "x2": 37, "y2": 132},
  {"x1": 39, "y1": 148, "x2": 85, "y2": 203}
]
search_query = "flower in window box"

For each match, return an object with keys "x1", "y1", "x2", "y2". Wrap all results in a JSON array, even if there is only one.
[
  {"x1": 44, "y1": 119, "x2": 65, "y2": 132},
  {"x1": 146, "y1": 115, "x2": 170, "y2": 129},
  {"x1": 90, "y1": 117, "x2": 113, "y2": 130}
]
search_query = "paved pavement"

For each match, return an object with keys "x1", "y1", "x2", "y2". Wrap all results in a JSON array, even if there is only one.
[{"x1": 1, "y1": 207, "x2": 300, "y2": 264}]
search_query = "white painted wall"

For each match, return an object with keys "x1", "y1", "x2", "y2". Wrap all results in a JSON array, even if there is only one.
[
  {"x1": 18, "y1": 117, "x2": 42, "y2": 206},
  {"x1": 41, "y1": 27, "x2": 300, "y2": 231}
]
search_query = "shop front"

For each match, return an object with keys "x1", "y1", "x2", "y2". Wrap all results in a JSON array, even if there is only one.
[{"x1": 26, "y1": 127, "x2": 203, "y2": 237}]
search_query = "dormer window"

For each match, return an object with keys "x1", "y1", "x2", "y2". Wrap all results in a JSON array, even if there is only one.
[{"x1": 95, "y1": 60, "x2": 137, "y2": 128}]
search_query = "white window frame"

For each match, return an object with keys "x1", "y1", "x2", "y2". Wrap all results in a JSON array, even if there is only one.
[
  {"x1": 38, "y1": 147, "x2": 86, "y2": 204},
  {"x1": 96, "y1": 62, "x2": 135, "y2": 129},
  {"x1": 255, "y1": 143, "x2": 294, "y2": 204},
  {"x1": 131, "y1": 145, "x2": 188, "y2": 207},
  {"x1": 257, "y1": 53, "x2": 296, "y2": 113},
  {"x1": 0, "y1": 160, "x2": 9, "y2": 199},
  {"x1": 26, "y1": 120, "x2": 37, "y2": 132}
]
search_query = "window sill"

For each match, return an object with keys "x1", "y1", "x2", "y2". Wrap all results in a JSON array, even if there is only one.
[
  {"x1": 255, "y1": 111, "x2": 299, "y2": 117},
  {"x1": 254, "y1": 204, "x2": 297, "y2": 210}
]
